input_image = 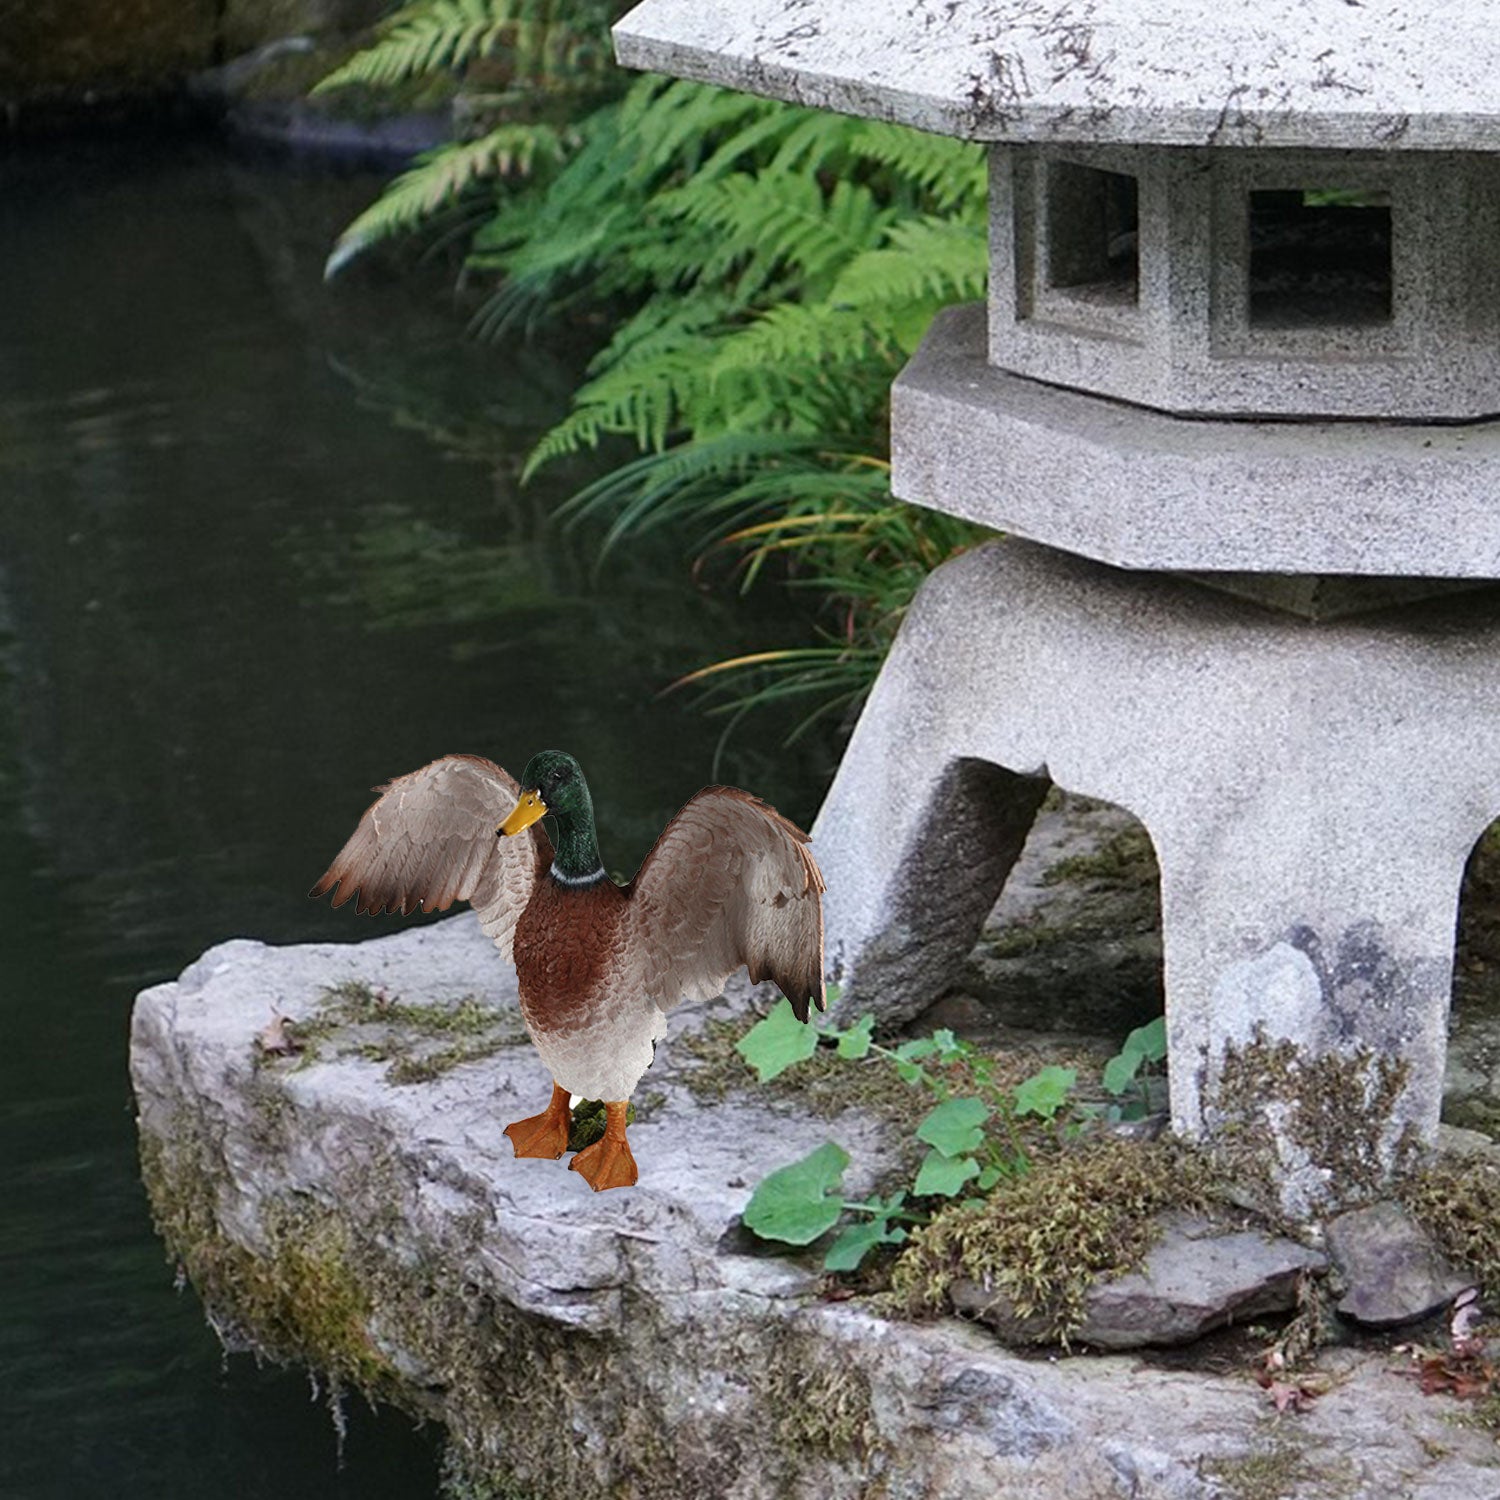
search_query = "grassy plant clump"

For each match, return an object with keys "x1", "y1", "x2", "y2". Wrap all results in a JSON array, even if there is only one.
[
  {"x1": 1399, "y1": 1153, "x2": 1500, "y2": 1294},
  {"x1": 889, "y1": 1138, "x2": 1218, "y2": 1341}
]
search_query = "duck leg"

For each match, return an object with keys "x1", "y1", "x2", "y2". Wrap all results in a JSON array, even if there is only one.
[
  {"x1": 568, "y1": 1100, "x2": 638, "y2": 1191},
  {"x1": 504, "y1": 1082, "x2": 573, "y2": 1159}
]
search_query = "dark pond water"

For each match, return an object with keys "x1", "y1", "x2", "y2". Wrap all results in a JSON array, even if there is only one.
[{"x1": 0, "y1": 131, "x2": 832, "y2": 1500}]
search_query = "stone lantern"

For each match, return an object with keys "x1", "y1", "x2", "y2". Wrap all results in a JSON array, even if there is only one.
[{"x1": 614, "y1": 1, "x2": 1500, "y2": 1214}]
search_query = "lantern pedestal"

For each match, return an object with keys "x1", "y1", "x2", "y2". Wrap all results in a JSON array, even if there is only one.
[{"x1": 813, "y1": 538, "x2": 1500, "y2": 1213}]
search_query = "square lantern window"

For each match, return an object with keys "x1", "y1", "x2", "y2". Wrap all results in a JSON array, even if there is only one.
[
  {"x1": 1018, "y1": 155, "x2": 1146, "y2": 345},
  {"x1": 1044, "y1": 161, "x2": 1139, "y2": 309},
  {"x1": 1248, "y1": 188, "x2": 1393, "y2": 329}
]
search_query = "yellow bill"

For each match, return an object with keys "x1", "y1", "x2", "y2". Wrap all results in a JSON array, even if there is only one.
[{"x1": 499, "y1": 790, "x2": 548, "y2": 836}]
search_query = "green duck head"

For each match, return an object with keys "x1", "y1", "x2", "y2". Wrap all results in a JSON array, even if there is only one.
[{"x1": 499, "y1": 750, "x2": 604, "y2": 881}]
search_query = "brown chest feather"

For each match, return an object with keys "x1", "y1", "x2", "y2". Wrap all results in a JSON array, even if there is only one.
[{"x1": 513, "y1": 876, "x2": 630, "y2": 1032}]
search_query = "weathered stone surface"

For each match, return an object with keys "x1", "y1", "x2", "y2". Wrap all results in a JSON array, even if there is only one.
[
  {"x1": 614, "y1": 0, "x2": 1500, "y2": 152},
  {"x1": 952, "y1": 1213, "x2": 1326, "y2": 1350},
  {"x1": 948, "y1": 790, "x2": 1163, "y2": 1042},
  {"x1": 1327, "y1": 1202, "x2": 1475, "y2": 1329},
  {"x1": 895, "y1": 306, "x2": 1500, "y2": 578},
  {"x1": 131, "y1": 917, "x2": 1500, "y2": 1499},
  {"x1": 812, "y1": 539, "x2": 1500, "y2": 1215}
]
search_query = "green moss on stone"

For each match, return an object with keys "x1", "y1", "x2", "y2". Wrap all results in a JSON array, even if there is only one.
[
  {"x1": 758, "y1": 1333, "x2": 882, "y2": 1465},
  {"x1": 1041, "y1": 826, "x2": 1159, "y2": 891},
  {"x1": 1400, "y1": 1155, "x2": 1500, "y2": 1296},
  {"x1": 139, "y1": 1127, "x2": 399, "y2": 1397},
  {"x1": 257, "y1": 981, "x2": 526, "y2": 1086},
  {"x1": 1211, "y1": 1027, "x2": 1415, "y2": 1212},
  {"x1": 889, "y1": 1138, "x2": 1219, "y2": 1342}
]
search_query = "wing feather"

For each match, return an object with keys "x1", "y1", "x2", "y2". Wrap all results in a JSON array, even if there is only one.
[
  {"x1": 310, "y1": 754, "x2": 551, "y2": 962},
  {"x1": 626, "y1": 787, "x2": 825, "y2": 1020}
]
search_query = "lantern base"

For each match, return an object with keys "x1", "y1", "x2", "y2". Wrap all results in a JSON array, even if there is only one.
[{"x1": 812, "y1": 538, "x2": 1500, "y2": 1215}]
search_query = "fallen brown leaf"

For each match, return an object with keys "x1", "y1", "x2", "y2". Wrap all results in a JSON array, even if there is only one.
[{"x1": 258, "y1": 1011, "x2": 302, "y2": 1057}]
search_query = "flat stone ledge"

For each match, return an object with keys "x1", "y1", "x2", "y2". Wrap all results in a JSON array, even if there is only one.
[
  {"x1": 130, "y1": 916, "x2": 1500, "y2": 1498},
  {"x1": 893, "y1": 304, "x2": 1500, "y2": 579}
]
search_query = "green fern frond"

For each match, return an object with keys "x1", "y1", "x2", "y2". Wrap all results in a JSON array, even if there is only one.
[
  {"x1": 827, "y1": 218, "x2": 987, "y2": 313},
  {"x1": 325, "y1": 124, "x2": 568, "y2": 276},
  {"x1": 709, "y1": 304, "x2": 891, "y2": 390},
  {"x1": 846, "y1": 119, "x2": 988, "y2": 212},
  {"x1": 315, "y1": 0, "x2": 616, "y2": 94}
]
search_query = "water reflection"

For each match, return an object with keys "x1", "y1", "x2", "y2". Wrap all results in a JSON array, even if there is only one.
[{"x1": 0, "y1": 131, "x2": 830, "y2": 1499}]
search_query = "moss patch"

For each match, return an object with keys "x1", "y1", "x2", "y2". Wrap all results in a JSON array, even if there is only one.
[
  {"x1": 1400, "y1": 1155, "x2": 1500, "y2": 1296},
  {"x1": 758, "y1": 1330, "x2": 883, "y2": 1466},
  {"x1": 1212, "y1": 1027, "x2": 1415, "y2": 1212},
  {"x1": 139, "y1": 1128, "x2": 399, "y2": 1398},
  {"x1": 1201, "y1": 1436, "x2": 1339, "y2": 1500},
  {"x1": 261, "y1": 980, "x2": 525, "y2": 1086},
  {"x1": 1041, "y1": 825, "x2": 1159, "y2": 892},
  {"x1": 675, "y1": 1019, "x2": 927, "y2": 1129},
  {"x1": 889, "y1": 1138, "x2": 1220, "y2": 1342}
]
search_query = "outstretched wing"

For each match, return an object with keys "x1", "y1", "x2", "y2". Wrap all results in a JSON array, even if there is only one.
[
  {"x1": 626, "y1": 787, "x2": 825, "y2": 1020},
  {"x1": 309, "y1": 754, "x2": 552, "y2": 962}
]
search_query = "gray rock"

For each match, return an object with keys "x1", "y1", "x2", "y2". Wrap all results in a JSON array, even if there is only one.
[
  {"x1": 1327, "y1": 1201, "x2": 1475, "y2": 1328},
  {"x1": 130, "y1": 919, "x2": 1500, "y2": 1498},
  {"x1": 952, "y1": 1213, "x2": 1326, "y2": 1350}
]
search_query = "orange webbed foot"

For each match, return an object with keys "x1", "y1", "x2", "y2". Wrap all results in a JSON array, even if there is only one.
[
  {"x1": 568, "y1": 1101, "x2": 638, "y2": 1191},
  {"x1": 504, "y1": 1082, "x2": 573, "y2": 1160}
]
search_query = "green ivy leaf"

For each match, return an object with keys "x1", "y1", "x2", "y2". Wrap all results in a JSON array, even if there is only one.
[
  {"x1": 1102, "y1": 1049, "x2": 1144, "y2": 1096},
  {"x1": 822, "y1": 1216, "x2": 909, "y2": 1272},
  {"x1": 1014, "y1": 1064, "x2": 1077, "y2": 1120},
  {"x1": 1122, "y1": 1016, "x2": 1167, "y2": 1064},
  {"x1": 894, "y1": 1037, "x2": 937, "y2": 1062},
  {"x1": 836, "y1": 1014, "x2": 875, "y2": 1060},
  {"x1": 976, "y1": 1163, "x2": 1005, "y2": 1190},
  {"x1": 916, "y1": 1096, "x2": 989, "y2": 1156},
  {"x1": 913, "y1": 1148, "x2": 981, "y2": 1197},
  {"x1": 741, "y1": 1141, "x2": 850, "y2": 1244},
  {"x1": 894, "y1": 1059, "x2": 927, "y2": 1085},
  {"x1": 736, "y1": 998, "x2": 819, "y2": 1081}
]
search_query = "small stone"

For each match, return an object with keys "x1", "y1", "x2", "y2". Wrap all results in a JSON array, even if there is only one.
[
  {"x1": 952, "y1": 1213, "x2": 1327, "y2": 1350},
  {"x1": 1326, "y1": 1200, "x2": 1474, "y2": 1328}
]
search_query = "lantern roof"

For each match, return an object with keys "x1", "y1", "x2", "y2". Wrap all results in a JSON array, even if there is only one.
[{"x1": 614, "y1": 0, "x2": 1500, "y2": 152}]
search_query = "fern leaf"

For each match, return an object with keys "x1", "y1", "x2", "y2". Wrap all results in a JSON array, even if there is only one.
[
  {"x1": 847, "y1": 119, "x2": 988, "y2": 213},
  {"x1": 325, "y1": 124, "x2": 567, "y2": 276},
  {"x1": 315, "y1": 0, "x2": 617, "y2": 94},
  {"x1": 828, "y1": 218, "x2": 987, "y2": 311}
]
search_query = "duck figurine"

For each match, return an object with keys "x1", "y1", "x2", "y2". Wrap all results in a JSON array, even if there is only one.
[{"x1": 310, "y1": 751, "x2": 825, "y2": 1190}]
